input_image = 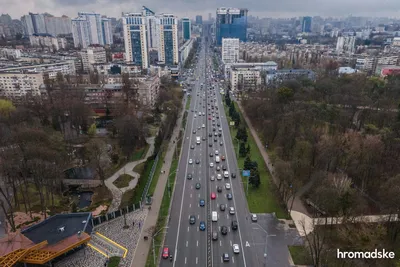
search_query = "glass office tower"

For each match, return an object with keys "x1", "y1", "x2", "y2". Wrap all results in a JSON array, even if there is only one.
[{"x1": 216, "y1": 7, "x2": 248, "y2": 46}]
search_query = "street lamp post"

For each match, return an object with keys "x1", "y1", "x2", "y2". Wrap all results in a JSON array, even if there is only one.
[
  {"x1": 254, "y1": 223, "x2": 276, "y2": 267},
  {"x1": 167, "y1": 169, "x2": 177, "y2": 198},
  {"x1": 152, "y1": 227, "x2": 169, "y2": 265}
]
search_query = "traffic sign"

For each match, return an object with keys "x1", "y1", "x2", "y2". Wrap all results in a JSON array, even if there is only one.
[{"x1": 242, "y1": 170, "x2": 250, "y2": 177}]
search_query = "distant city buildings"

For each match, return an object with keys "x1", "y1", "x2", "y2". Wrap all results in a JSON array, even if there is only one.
[
  {"x1": 71, "y1": 12, "x2": 113, "y2": 48},
  {"x1": 302, "y1": 16, "x2": 312, "y2": 33},
  {"x1": 222, "y1": 38, "x2": 239, "y2": 64},
  {"x1": 44, "y1": 15, "x2": 72, "y2": 36},
  {"x1": 80, "y1": 46, "x2": 107, "y2": 72},
  {"x1": 182, "y1": 18, "x2": 191, "y2": 41},
  {"x1": 216, "y1": 7, "x2": 248, "y2": 45},
  {"x1": 195, "y1": 15, "x2": 202, "y2": 25},
  {"x1": 29, "y1": 34, "x2": 67, "y2": 51},
  {"x1": 0, "y1": 72, "x2": 44, "y2": 98},
  {"x1": 157, "y1": 14, "x2": 179, "y2": 66}
]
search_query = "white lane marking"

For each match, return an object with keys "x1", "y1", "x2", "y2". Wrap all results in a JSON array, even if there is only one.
[
  {"x1": 198, "y1": 214, "x2": 200, "y2": 219},
  {"x1": 185, "y1": 257, "x2": 187, "y2": 264},
  {"x1": 220, "y1": 240, "x2": 222, "y2": 247},
  {"x1": 220, "y1": 257, "x2": 223, "y2": 263},
  {"x1": 189, "y1": 203, "x2": 191, "y2": 208},
  {"x1": 173, "y1": 72, "x2": 201, "y2": 267},
  {"x1": 197, "y1": 240, "x2": 199, "y2": 247},
  {"x1": 226, "y1": 214, "x2": 229, "y2": 219},
  {"x1": 186, "y1": 241, "x2": 188, "y2": 247},
  {"x1": 230, "y1": 240, "x2": 232, "y2": 246},
  {"x1": 232, "y1": 257, "x2": 235, "y2": 263},
  {"x1": 228, "y1": 226, "x2": 231, "y2": 232},
  {"x1": 198, "y1": 194, "x2": 200, "y2": 198},
  {"x1": 196, "y1": 257, "x2": 198, "y2": 264},
  {"x1": 197, "y1": 227, "x2": 199, "y2": 232},
  {"x1": 190, "y1": 193, "x2": 192, "y2": 198},
  {"x1": 246, "y1": 241, "x2": 250, "y2": 247}
]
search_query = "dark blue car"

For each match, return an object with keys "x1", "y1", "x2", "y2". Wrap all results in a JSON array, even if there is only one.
[
  {"x1": 199, "y1": 221, "x2": 206, "y2": 231},
  {"x1": 199, "y1": 199, "x2": 205, "y2": 207}
]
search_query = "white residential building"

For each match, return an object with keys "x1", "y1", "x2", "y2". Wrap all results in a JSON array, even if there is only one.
[
  {"x1": 122, "y1": 13, "x2": 149, "y2": 69},
  {"x1": 336, "y1": 36, "x2": 356, "y2": 54},
  {"x1": 0, "y1": 72, "x2": 44, "y2": 98},
  {"x1": 230, "y1": 67, "x2": 262, "y2": 92},
  {"x1": 0, "y1": 61, "x2": 76, "y2": 78},
  {"x1": 44, "y1": 15, "x2": 72, "y2": 36},
  {"x1": 0, "y1": 48, "x2": 22, "y2": 59},
  {"x1": 29, "y1": 35, "x2": 67, "y2": 51},
  {"x1": 179, "y1": 38, "x2": 195, "y2": 66},
  {"x1": 72, "y1": 12, "x2": 113, "y2": 48},
  {"x1": 222, "y1": 38, "x2": 239, "y2": 64},
  {"x1": 80, "y1": 46, "x2": 107, "y2": 72},
  {"x1": 136, "y1": 75, "x2": 160, "y2": 107},
  {"x1": 224, "y1": 61, "x2": 278, "y2": 80}
]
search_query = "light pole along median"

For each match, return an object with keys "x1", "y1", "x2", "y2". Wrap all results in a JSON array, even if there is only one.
[{"x1": 152, "y1": 226, "x2": 169, "y2": 265}]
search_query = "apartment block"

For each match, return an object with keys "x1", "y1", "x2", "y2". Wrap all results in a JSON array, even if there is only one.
[
  {"x1": 80, "y1": 46, "x2": 107, "y2": 72},
  {"x1": 0, "y1": 72, "x2": 44, "y2": 98}
]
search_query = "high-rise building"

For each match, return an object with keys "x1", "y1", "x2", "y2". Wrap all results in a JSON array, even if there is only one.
[
  {"x1": 182, "y1": 18, "x2": 191, "y2": 41},
  {"x1": 157, "y1": 14, "x2": 179, "y2": 66},
  {"x1": 72, "y1": 12, "x2": 113, "y2": 48},
  {"x1": 142, "y1": 6, "x2": 159, "y2": 56},
  {"x1": 44, "y1": 15, "x2": 72, "y2": 36},
  {"x1": 216, "y1": 7, "x2": 248, "y2": 46},
  {"x1": 21, "y1": 13, "x2": 46, "y2": 35},
  {"x1": 21, "y1": 15, "x2": 34, "y2": 35},
  {"x1": 208, "y1": 13, "x2": 212, "y2": 21},
  {"x1": 196, "y1": 15, "x2": 202, "y2": 25},
  {"x1": 122, "y1": 13, "x2": 149, "y2": 69},
  {"x1": 336, "y1": 36, "x2": 356, "y2": 54},
  {"x1": 80, "y1": 46, "x2": 107, "y2": 72},
  {"x1": 222, "y1": 38, "x2": 239, "y2": 64},
  {"x1": 302, "y1": 16, "x2": 312, "y2": 33}
]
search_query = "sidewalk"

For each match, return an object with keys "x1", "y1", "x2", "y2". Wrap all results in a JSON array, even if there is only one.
[
  {"x1": 105, "y1": 137, "x2": 155, "y2": 212},
  {"x1": 131, "y1": 98, "x2": 186, "y2": 267},
  {"x1": 236, "y1": 101, "x2": 309, "y2": 216}
]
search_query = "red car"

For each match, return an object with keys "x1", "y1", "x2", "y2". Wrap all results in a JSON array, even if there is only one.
[
  {"x1": 208, "y1": 117, "x2": 211, "y2": 120},
  {"x1": 211, "y1": 192, "x2": 216, "y2": 199},
  {"x1": 221, "y1": 155, "x2": 226, "y2": 161},
  {"x1": 162, "y1": 247, "x2": 169, "y2": 259}
]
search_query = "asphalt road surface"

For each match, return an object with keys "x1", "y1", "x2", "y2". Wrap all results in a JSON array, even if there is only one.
[{"x1": 161, "y1": 35, "x2": 296, "y2": 267}]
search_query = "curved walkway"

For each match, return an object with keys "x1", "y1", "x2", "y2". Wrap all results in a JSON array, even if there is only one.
[{"x1": 105, "y1": 137, "x2": 155, "y2": 212}]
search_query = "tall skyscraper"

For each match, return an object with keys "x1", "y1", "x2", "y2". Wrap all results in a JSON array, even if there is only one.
[
  {"x1": 336, "y1": 36, "x2": 356, "y2": 54},
  {"x1": 216, "y1": 7, "x2": 248, "y2": 46},
  {"x1": 142, "y1": 6, "x2": 159, "y2": 55},
  {"x1": 44, "y1": 15, "x2": 72, "y2": 36},
  {"x1": 208, "y1": 13, "x2": 212, "y2": 21},
  {"x1": 21, "y1": 15, "x2": 34, "y2": 35},
  {"x1": 195, "y1": 15, "x2": 202, "y2": 25},
  {"x1": 302, "y1": 16, "x2": 312, "y2": 33},
  {"x1": 157, "y1": 14, "x2": 179, "y2": 66},
  {"x1": 182, "y1": 18, "x2": 191, "y2": 41},
  {"x1": 72, "y1": 12, "x2": 112, "y2": 48},
  {"x1": 222, "y1": 38, "x2": 239, "y2": 64},
  {"x1": 21, "y1": 13, "x2": 46, "y2": 35},
  {"x1": 122, "y1": 13, "x2": 149, "y2": 69}
]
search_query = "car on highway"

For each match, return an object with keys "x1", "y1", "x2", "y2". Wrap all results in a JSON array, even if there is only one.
[
  {"x1": 231, "y1": 173, "x2": 236, "y2": 178},
  {"x1": 222, "y1": 165, "x2": 227, "y2": 171},
  {"x1": 211, "y1": 192, "x2": 216, "y2": 199},
  {"x1": 209, "y1": 162, "x2": 214, "y2": 168},
  {"x1": 199, "y1": 199, "x2": 205, "y2": 207},
  {"x1": 162, "y1": 247, "x2": 169, "y2": 259},
  {"x1": 223, "y1": 171, "x2": 229, "y2": 178},
  {"x1": 229, "y1": 207, "x2": 235, "y2": 215},
  {"x1": 225, "y1": 183, "x2": 231, "y2": 189},
  {"x1": 214, "y1": 132, "x2": 218, "y2": 136},
  {"x1": 193, "y1": 130, "x2": 196, "y2": 134},
  {"x1": 221, "y1": 155, "x2": 225, "y2": 161},
  {"x1": 217, "y1": 186, "x2": 222, "y2": 192},
  {"x1": 251, "y1": 214, "x2": 258, "y2": 222},
  {"x1": 202, "y1": 136, "x2": 206, "y2": 141},
  {"x1": 226, "y1": 193, "x2": 232, "y2": 200},
  {"x1": 217, "y1": 174, "x2": 222, "y2": 180},
  {"x1": 196, "y1": 159, "x2": 200, "y2": 164},
  {"x1": 187, "y1": 174, "x2": 192, "y2": 180},
  {"x1": 214, "y1": 138, "x2": 217, "y2": 142},
  {"x1": 199, "y1": 221, "x2": 206, "y2": 231},
  {"x1": 218, "y1": 133, "x2": 222, "y2": 137},
  {"x1": 212, "y1": 231, "x2": 218, "y2": 240},
  {"x1": 209, "y1": 143, "x2": 212, "y2": 147},
  {"x1": 188, "y1": 159, "x2": 193, "y2": 164},
  {"x1": 208, "y1": 133, "x2": 212, "y2": 137},
  {"x1": 233, "y1": 244, "x2": 240, "y2": 254},
  {"x1": 189, "y1": 215, "x2": 196, "y2": 224},
  {"x1": 190, "y1": 145, "x2": 195, "y2": 149},
  {"x1": 209, "y1": 153, "x2": 213, "y2": 157},
  {"x1": 220, "y1": 141, "x2": 223, "y2": 146},
  {"x1": 216, "y1": 166, "x2": 221, "y2": 171},
  {"x1": 231, "y1": 220, "x2": 238, "y2": 230},
  {"x1": 215, "y1": 150, "x2": 219, "y2": 155},
  {"x1": 222, "y1": 253, "x2": 230, "y2": 262},
  {"x1": 195, "y1": 183, "x2": 201, "y2": 189},
  {"x1": 210, "y1": 175, "x2": 215, "y2": 181},
  {"x1": 221, "y1": 226, "x2": 228, "y2": 235},
  {"x1": 202, "y1": 124, "x2": 205, "y2": 128},
  {"x1": 220, "y1": 204, "x2": 226, "y2": 211}
]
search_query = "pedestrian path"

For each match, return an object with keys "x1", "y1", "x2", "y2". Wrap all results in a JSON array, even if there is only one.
[
  {"x1": 131, "y1": 97, "x2": 187, "y2": 267},
  {"x1": 105, "y1": 137, "x2": 155, "y2": 212}
]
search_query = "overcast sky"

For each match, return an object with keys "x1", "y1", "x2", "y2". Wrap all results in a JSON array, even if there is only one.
[{"x1": 2, "y1": 0, "x2": 400, "y2": 19}]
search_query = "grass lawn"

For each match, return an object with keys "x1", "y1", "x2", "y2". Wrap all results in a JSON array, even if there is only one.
[
  {"x1": 130, "y1": 144, "x2": 150, "y2": 161},
  {"x1": 288, "y1": 246, "x2": 312, "y2": 265},
  {"x1": 224, "y1": 101, "x2": 288, "y2": 219},
  {"x1": 133, "y1": 161, "x2": 146, "y2": 173},
  {"x1": 145, "y1": 155, "x2": 179, "y2": 267},
  {"x1": 186, "y1": 96, "x2": 191, "y2": 110},
  {"x1": 113, "y1": 174, "x2": 134, "y2": 188},
  {"x1": 119, "y1": 158, "x2": 155, "y2": 209},
  {"x1": 107, "y1": 256, "x2": 121, "y2": 267}
]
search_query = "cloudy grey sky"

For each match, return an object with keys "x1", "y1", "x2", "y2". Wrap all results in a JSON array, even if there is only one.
[{"x1": 2, "y1": 0, "x2": 400, "y2": 19}]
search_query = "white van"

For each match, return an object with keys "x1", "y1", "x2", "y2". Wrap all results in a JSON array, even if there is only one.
[
  {"x1": 215, "y1": 156, "x2": 220, "y2": 163},
  {"x1": 212, "y1": 211, "x2": 218, "y2": 222},
  {"x1": 196, "y1": 136, "x2": 201, "y2": 145}
]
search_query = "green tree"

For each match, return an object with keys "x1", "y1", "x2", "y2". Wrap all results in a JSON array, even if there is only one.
[
  {"x1": 244, "y1": 156, "x2": 252, "y2": 170},
  {"x1": 277, "y1": 86, "x2": 294, "y2": 103},
  {"x1": 249, "y1": 168, "x2": 261, "y2": 188},
  {"x1": 0, "y1": 99, "x2": 16, "y2": 118},
  {"x1": 239, "y1": 142, "x2": 247, "y2": 157},
  {"x1": 87, "y1": 123, "x2": 97, "y2": 137}
]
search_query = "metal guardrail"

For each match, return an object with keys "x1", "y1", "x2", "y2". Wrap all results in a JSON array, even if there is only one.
[
  {"x1": 141, "y1": 153, "x2": 160, "y2": 203},
  {"x1": 91, "y1": 202, "x2": 141, "y2": 227}
]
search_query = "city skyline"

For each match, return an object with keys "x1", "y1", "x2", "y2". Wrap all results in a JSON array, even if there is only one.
[{"x1": 3, "y1": 0, "x2": 400, "y2": 20}]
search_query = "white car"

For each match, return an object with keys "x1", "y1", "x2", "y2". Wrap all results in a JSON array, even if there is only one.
[
  {"x1": 210, "y1": 175, "x2": 215, "y2": 181},
  {"x1": 194, "y1": 114, "x2": 197, "y2": 118},
  {"x1": 233, "y1": 244, "x2": 240, "y2": 254},
  {"x1": 202, "y1": 124, "x2": 205, "y2": 128},
  {"x1": 229, "y1": 207, "x2": 235, "y2": 215},
  {"x1": 251, "y1": 214, "x2": 258, "y2": 222},
  {"x1": 217, "y1": 174, "x2": 222, "y2": 180},
  {"x1": 189, "y1": 159, "x2": 193, "y2": 164},
  {"x1": 215, "y1": 150, "x2": 219, "y2": 155},
  {"x1": 223, "y1": 171, "x2": 229, "y2": 178},
  {"x1": 225, "y1": 183, "x2": 231, "y2": 190},
  {"x1": 210, "y1": 162, "x2": 214, "y2": 168}
]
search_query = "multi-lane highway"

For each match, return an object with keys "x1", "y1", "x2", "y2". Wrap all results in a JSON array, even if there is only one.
[{"x1": 161, "y1": 32, "x2": 296, "y2": 267}]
